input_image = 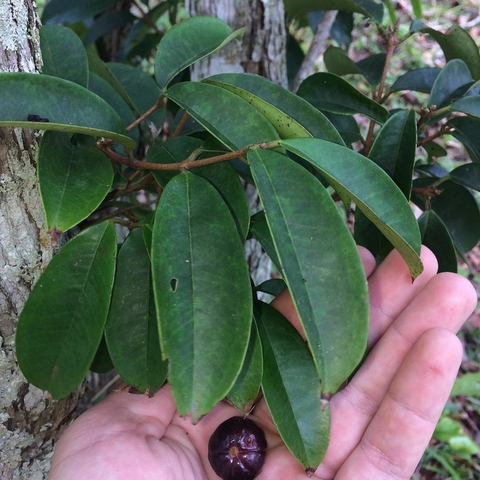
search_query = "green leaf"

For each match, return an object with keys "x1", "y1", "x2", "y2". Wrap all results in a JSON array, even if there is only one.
[
  {"x1": 451, "y1": 372, "x2": 480, "y2": 397},
  {"x1": 447, "y1": 116, "x2": 480, "y2": 162},
  {"x1": 324, "y1": 46, "x2": 386, "y2": 85},
  {"x1": 283, "y1": 0, "x2": 383, "y2": 23},
  {"x1": 165, "y1": 81, "x2": 280, "y2": 151},
  {"x1": 449, "y1": 163, "x2": 480, "y2": 190},
  {"x1": 204, "y1": 73, "x2": 344, "y2": 145},
  {"x1": 297, "y1": 72, "x2": 388, "y2": 124},
  {"x1": 107, "y1": 62, "x2": 165, "y2": 130},
  {"x1": 38, "y1": 131, "x2": 113, "y2": 232},
  {"x1": 105, "y1": 229, "x2": 167, "y2": 394},
  {"x1": 281, "y1": 138, "x2": 423, "y2": 279},
  {"x1": 449, "y1": 163, "x2": 480, "y2": 191},
  {"x1": 249, "y1": 211, "x2": 282, "y2": 272},
  {"x1": 42, "y1": 0, "x2": 120, "y2": 23},
  {"x1": 148, "y1": 136, "x2": 250, "y2": 240},
  {"x1": 422, "y1": 26, "x2": 480, "y2": 80},
  {"x1": 16, "y1": 222, "x2": 117, "y2": 399},
  {"x1": 247, "y1": 148, "x2": 369, "y2": 393},
  {"x1": 354, "y1": 110, "x2": 417, "y2": 258},
  {"x1": 84, "y1": 11, "x2": 135, "y2": 46},
  {"x1": 322, "y1": 112, "x2": 362, "y2": 145},
  {"x1": 450, "y1": 95, "x2": 480, "y2": 119},
  {"x1": 430, "y1": 59, "x2": 473, "y2": 108},
  {"x1": 256, "y1": 302, "x2": 330, "y2": 472},
  {"x1": 0, "y1": 72, "x2": 135, "y2": 148},
  {"x1": 227, "y1": 320, "x2": 263, "y2": 414},
  {"x1": 40, "y1": 25, "x2": 88, "y2": 88},
  {"x1": 391, "y1": 68, "x2": 441, "y2": 94},
  {"x1": 418, "y1": 210, "x2": 457, "y2": 273},
  {"x1": 155, "y1": 16, "x2": 244, "y2": 90},
  {"x1": 410, "y1": 0, "x2": 422, "y2": 18},
  {"x1": 429, "y1": 180, "x2": 480, "y2": 253},
  {"x1": 255, "y1": 279, "x2": 287, "y2": 297},
  {"x1": 369, "y1": 109, "x2": 417, "y2": 197},
  {"x1": 151, "y1": 172, "x2": 252, "y2": 421},
  {"x1": 88, "y1": 72, "x2": 139, "y2": 147}
]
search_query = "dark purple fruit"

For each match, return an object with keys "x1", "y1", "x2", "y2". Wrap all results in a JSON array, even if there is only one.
[{"x1": 208, "y1": 416, "x2": 267, "y2": 480}]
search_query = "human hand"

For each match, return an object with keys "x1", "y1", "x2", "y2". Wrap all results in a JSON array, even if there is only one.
[{"x1": 49, "y1": 246, "x2": 477, "y2": 480}]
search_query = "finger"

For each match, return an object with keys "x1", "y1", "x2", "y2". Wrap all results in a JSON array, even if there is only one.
[
  {"x1": 314, "y1": 272, "x2": 476, "y2": 479},
  {"x1": 335, "y1": 328, "x2": 463, "y2": 480},
  {"x1": 367, "y1": 246, "x2": 438, "y2": 347},
  {"x1": 271, "y1": 246, "x2": 377, "y2": 338}
]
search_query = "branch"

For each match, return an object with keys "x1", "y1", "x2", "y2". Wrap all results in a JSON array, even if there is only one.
[
  {"x1": 96, "y1": 140, "x2": 281, "y2": 171},
  {"x1": 126, "y1": 98, "x2": 165, "y2": 132},
  {"x1": 291, "y1": 10, "x2": 338, "y2": 93}
]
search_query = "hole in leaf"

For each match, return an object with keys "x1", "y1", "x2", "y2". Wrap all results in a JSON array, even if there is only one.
[{"x1": 170, "y1": 278, "x2": 178, "y2": 292}]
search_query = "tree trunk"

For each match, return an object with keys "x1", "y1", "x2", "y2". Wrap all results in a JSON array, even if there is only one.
[
  {"x1": 0, "y1": 2, "x2": 82, "y2": 478},
  {"x1": 186, "y1": 0, "x2": 287, "y2": 286}
]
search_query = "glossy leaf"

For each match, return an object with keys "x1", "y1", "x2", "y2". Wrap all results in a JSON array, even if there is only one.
[
  {"x1": 281, "y1": 138, "x2": 423, "y2": 279},
  {"x1": 107, "y1": 62, "x2": 165, "y2": 130},
  {"x1": 151, "y1": 173, "x2": 252, "y2": 421},
  {"x1": 422, "y1": 26, "x2": 480, "y2": 80},
  {"x1": 249, "y1": 211, "x2": 282, "y2": 271},
  {"x1": 40, "y1": 25, "x2": 88, "y2": 87},
  {"x1": 38, "y1": 131, "x2": 113, "y2": 232},
  {"x1": 105, "y1": 229, "x2": 167, "y2": 394},
  {"x1": 255, "y1": 279, "x2": 287, "y2": 297},
  {"x1": 324, "y1": 46, "x2": 385, "y2": 85},
  {"x1": 418, "y1": 210, "x2": 457, "y2": 273},
  {"x1": 283, "y1": 0, "x2": 383, "y2": 22},
  {"x1": 0, "y1": 72, "x2": 135, "y2": 148},
  {"x1": 165, "y1": 81, "x2": 280, "y2": 150},
  {"x1": 148, "y1": 136, "x2": 250, "y2": 240},
  {"x1": 449, "y1": 163, "x2": 480, "y2": 191},
  {"x1": 297, "y1": 72, "x2": 388, "y2": 124},
  {"x1": 155, "y1": 16, "x2": 243, "y2": 90},
  {"x1": 248, "y1": 148, "x2": 369, "y2": 393},
  {"x1": 42, "y1": 0, "x2": 120, "y2": 24},
  {"x1": 256, "y1": 302, "x2": 330, "y2": 472},
  {"x1": 227, "y1": 321, "x2": 263, "y2": 414},
  {"x1": 429, "y1": 59, "x2": 473, "y2": 108},
  {"x1": 204, "y1": 73, "x2": 344, "y2": 145},
  {"x1": 390, "y1": 67, "x2": 441, "y2": 93},
  {"x1": 322, "y1": 112, "x2": 362, "y2": 145},
  {"x1": 16, "y1": 222, "x2": 117, "y2": 399}
]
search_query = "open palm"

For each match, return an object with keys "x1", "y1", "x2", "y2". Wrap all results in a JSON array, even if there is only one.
[{"x1": 49, "y1": 247, "x2": 476, "y2": 480}]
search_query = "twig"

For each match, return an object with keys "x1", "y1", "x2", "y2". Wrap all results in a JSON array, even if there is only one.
[
  {"x1": 172, "y1": 111, "x2": 190, "y2": 138},
  {"x1": 126, "y1": 99, "x2": 164, "y2": 132},
  {"x1": 291, "y1": 10, "x2": 338, "y2": 93}
]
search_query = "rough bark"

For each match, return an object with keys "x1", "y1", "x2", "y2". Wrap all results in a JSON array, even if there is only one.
[
  {"x1": 186, "y1": 0, "x2": 287, "y2": 286},
  {"x1": 0, "y1": 2, "x2": 82, "y2": 478}
]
